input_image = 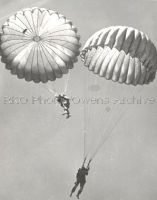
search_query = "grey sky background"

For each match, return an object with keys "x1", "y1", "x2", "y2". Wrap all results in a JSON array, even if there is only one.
[{"x1": 0, "y1": 0, "x2": 157, "y2": 200}]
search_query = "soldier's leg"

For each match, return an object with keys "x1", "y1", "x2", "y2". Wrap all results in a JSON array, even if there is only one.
[
  {"x1": 66, "y1": 109, "x2": 71, "y2": 118},
  {"x1": 70, "y1": 182, "x2": 79, "y2": 197},
  {"x1": 63, "y1": 107, "x2": 69, "y2": 117},
  {"x1": 76, "y1": 182, "x2": 85, "y2": 199},
  {"x1": 62, "y1": 107, "x2": 67, "y2": 115}
]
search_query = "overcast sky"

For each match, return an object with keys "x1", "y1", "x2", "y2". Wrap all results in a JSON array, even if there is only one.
[{"x1": 0, "y1": 0, "x2": 157, "y2": 200}]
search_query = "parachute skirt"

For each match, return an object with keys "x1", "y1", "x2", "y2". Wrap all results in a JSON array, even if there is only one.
[
  {"x1": 81, "y1": 26, "x2": 157, "y2": 86},
  {"x1": 0, "y1": 7, "x2": 81, "y2": 83}
]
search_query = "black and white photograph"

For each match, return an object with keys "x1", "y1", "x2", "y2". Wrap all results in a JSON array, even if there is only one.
[{"x1": 0, "y1": 0, "x2": 157, "y2": 200}]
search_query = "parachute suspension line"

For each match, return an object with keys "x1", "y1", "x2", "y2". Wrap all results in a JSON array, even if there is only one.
[
  {"x1": 99, "y1": 83, "x2": 126, "y2": 131},
  {"x1": 63, "y1": 71, "x2": 71, "y2": 94},
  {"x1": 92, "y1": 92, "x2": 127, "y2": 160},
  {"x1": 43, "y1": 71, "x2": 71, "y2": 97},
  {"x1": 87, "y1": 84, "x2": 121, "y2": 159},
  {"x1": 83, "y1": 74, "x2": 113, "y2": 161},
  {"x1": 89, "y1": 85, "x2": 144, "y2": 160},
  {"x1": 83, "y1": 70, "x2": 89, "y2": 160},
  {"x1": 91, "y1": 86, "x2": 140, "y2": 159},
  {"x1": 89, "y1": 111, "x2": 122, "y2": 160},
  {"x1": 85, "y1": 73, "x2": 98, "y2": 159},
  {"x1": 42, "y1": 84, "x2": 57, "y2": 96},
  {"x1": 85, "y1": 79, "x2": 116, "y2": 160},
  {"x1": 47, "y1": 87, "x2": 57, "y2": 95},
  {"x1": 84, "y1": 78, "x2": 142, "y2": 162},
  {"x1": 98, "y1": 81, "x2": 117, "y2": 130},
  {"x1": 82, "y1": 70, "x2": 96, "y2": 163},
  {"x1": 88, "y1": 85, "x2": 129, "y2": 160},
  {"x1": 91, "y1": 108, "x2": 125, "y2": 159},
  {"x1": 83, "y1": 99, "x2": 87, "y2": 159}
]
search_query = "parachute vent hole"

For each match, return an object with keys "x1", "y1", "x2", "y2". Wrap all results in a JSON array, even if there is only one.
[{"x1": 33, "y1": 36, "x2": 41, "y2": 42}]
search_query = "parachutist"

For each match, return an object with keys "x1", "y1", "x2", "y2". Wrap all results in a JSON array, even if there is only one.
[
  {"x1": 56, "y1": 94, "x2": 71, "y2": 118},
  {"x1": 70, "y1": 163, "x2": 90, "y2": 199}
]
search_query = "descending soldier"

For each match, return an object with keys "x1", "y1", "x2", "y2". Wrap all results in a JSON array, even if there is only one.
[
  {"x1": 70, "y1": 159, "x2": 91, "y2": 199},
  {"x1": 56, "y1": 94, "x2": 71, "y2": 118}
]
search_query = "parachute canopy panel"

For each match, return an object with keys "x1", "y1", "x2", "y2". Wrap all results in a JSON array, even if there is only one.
[
  {"x1": 81, "y1": 26, "x2": 157, "y2": 86},
  {"x1": 0, "y1": 7, "x2": 81, "y2": 83}
]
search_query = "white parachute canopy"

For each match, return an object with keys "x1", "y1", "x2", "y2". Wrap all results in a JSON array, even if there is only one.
[
  {"x1": 81, "y1": 26, "x2": 157, "y2": 86},
  {"x1": 0, "y1": 7, "x2": 81, "y2": 83}
]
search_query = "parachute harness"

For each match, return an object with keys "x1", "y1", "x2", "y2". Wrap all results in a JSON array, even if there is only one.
[{"x1": 64, "y1": 71, "x2": 71, "y2": 94}]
